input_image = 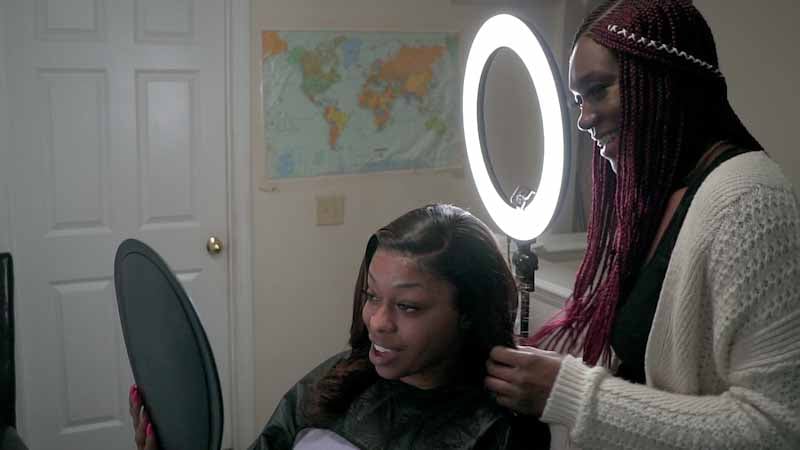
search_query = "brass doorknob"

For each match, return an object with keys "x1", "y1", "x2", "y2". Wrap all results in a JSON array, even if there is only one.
[{"x1": 206, "y1": 236, "x2": 224, "y2": 255}]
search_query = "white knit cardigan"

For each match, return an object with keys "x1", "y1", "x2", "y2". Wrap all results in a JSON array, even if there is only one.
[{"x1": 541, "y1": 152, "x2": 800, "y2": 449}]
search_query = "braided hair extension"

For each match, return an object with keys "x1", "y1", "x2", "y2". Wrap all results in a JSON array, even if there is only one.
[{"x1": 529, "y1": 0, "x2": 762, "y2": 365}]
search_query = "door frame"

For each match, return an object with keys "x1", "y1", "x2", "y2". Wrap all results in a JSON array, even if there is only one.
[
  {"x1": 0, "y1": 0, "x2": 256, "y2": 447},
  {"x1": 227, "y1": 0, "x2": 257, "y2": 447}
]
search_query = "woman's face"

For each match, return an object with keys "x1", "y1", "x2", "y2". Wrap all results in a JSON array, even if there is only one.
[
  {"x1": 362, "y1": 249, "x2": 462, "y2": 389},
  {"x1": 569, "y1": 36, "x2": 622, "y2": 173}
]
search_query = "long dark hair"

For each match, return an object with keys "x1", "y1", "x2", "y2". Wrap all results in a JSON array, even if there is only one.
[
  {"x1": 305, "y1": 204, "x2": 517, "y2": 422},
  {"x1": 530, "y1": 0, "x2": 762, "y2": 365}
]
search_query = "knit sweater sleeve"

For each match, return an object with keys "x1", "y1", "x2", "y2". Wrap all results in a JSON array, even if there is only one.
[{"x1": 541, "y1": 181, "x2": 800, "y2": 449}]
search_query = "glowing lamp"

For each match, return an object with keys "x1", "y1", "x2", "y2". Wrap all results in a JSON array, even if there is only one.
[{"x1": 462, "y1": 13, "x2": 569, "y2": 242}]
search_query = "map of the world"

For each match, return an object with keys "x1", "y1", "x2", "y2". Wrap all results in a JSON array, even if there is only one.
[{"x1": 262, "y1": 31, "x2": 462, "y2": 179}]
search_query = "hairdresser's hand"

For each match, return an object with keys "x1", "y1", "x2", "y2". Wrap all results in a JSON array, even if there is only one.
[
  {"x1": 129, "y1": 384, "x2": 159, "y2": 450},
  {"x1": 485, "y1": 345, "x2": 563, "y2": 417}
]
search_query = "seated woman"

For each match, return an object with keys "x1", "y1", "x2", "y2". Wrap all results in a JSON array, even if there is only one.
[{"x1": 130, "y1": 204, "x2": 548, "y2": 450}]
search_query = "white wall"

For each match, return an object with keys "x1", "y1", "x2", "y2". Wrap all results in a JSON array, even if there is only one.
[
  {"x1": 694, "y1": 0, "x2": 800, "y2": 187},
  {"x1": 249, "y1": 0, "x2": 573, "y2": 425},
  {"x1": 0, "y1": 0, "x2": 11, "y2": 254}
]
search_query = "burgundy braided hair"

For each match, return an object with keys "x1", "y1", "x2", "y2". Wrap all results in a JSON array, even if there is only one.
[{"x1": 529, "y1": 0, "x2": 762, "y2": 365}]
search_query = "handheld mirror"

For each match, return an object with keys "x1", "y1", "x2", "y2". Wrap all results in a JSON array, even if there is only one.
[{"x1": 114, "y1": 238, "x2": 223, "y2": 450}]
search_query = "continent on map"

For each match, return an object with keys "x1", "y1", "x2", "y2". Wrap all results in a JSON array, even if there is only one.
[
  {"x1": 358, "y1": 46, "x2": 446, "y2": 129},
  {"x1": 324, "y1": 105, "x2": 350, "y2": 149},
  {"x1": 341, "y1": 38, "x2": 363, "y2": 69},
  {"x1": 289, "y1": 37, "x2": 345, "y2": 103},
  {"x1": 425, "y1": 116, "x2": 448, "y2": 136},
  {"x1": 358, "y1": 84, "x2": 395, "y2": 129},
  {"x1": 262, "y1": 31, "x2": 288, "y2": 60}
]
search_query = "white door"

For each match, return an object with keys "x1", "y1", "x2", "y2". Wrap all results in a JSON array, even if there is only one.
[{"x1": 4, "y1": 0, "x2": 233, "y2": 448}]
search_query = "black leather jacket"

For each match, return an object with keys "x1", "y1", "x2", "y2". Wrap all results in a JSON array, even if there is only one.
[{"x1": 248, "y1": 352, "x2": 548, "y2": 450}]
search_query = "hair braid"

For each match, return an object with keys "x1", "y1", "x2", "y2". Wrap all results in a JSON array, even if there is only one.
[{"x1": 529, "y1": 0, "x2": 762, "y2": 365}]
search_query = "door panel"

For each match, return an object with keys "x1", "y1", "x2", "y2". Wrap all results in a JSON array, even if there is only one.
[{"x1": 5, "y1": 1, "x2": 231, "y2": 448}]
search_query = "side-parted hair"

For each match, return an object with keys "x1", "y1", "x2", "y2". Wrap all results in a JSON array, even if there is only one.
[
  {"x1": 306, "y1": 204, "x2": 518, "y2": 422},
  {"x1": 531, "y1": 0, "x2": 762, "y2": 365}
]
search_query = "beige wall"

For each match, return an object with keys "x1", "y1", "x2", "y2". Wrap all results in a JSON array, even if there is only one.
[
  {"x1": 694, "y1": 0, "x2": 800, "y2": 187},
  {"x1": 248, "y1": 0, "x2": 800, "y2": 428},
  {"x1": 249, "y1": 0, "x2": 579, "y2": 425}
]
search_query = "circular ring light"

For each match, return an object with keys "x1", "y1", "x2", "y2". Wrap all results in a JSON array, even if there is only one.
[{"x1": 463, "y1": 14, "x2": 569, "y2": 242}]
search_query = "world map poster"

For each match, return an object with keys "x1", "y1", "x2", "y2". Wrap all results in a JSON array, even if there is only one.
[{"x1": 262, "y1": 30, "x2": 462, "y2": 179}]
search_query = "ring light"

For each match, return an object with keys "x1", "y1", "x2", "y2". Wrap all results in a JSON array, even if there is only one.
[{"x1": 463, "y1": 14, "x2": 569, "y2": 242}]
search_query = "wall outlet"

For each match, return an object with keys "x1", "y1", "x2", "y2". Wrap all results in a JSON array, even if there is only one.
[{"x1": 316, "y1": 194, "x2": 345, "y2": 226}]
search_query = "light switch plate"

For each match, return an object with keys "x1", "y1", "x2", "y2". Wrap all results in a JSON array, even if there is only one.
[{"x1": 316, "y1": 194, "x2": 345, "y2": 226}]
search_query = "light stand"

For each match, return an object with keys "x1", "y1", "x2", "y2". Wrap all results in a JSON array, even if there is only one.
[
  {"x1": 512, "y1": 239, "x2": 538, "y2": 338},
  {"x1": 509, "y1": 186, "x2": 538, "y2": 338}
]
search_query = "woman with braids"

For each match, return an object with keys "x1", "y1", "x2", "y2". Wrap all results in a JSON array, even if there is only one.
[
  {"x1": 129, "y1": 204, "x2": 548, "y2": 449},
  {"x1": 485, "y1": 0, "x2": 800, "y2": 449}
]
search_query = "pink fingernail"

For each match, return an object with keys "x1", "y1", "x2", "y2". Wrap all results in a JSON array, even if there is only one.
[
  {"x1": 146, "y1": 423, "x2": 154, "y2": 437},
  {"x1": 129, "y1": 385, "x2": 137, "y2": 397},
  {"x1": 132, "y1": 389, "x2": 140, "y2": 405}
]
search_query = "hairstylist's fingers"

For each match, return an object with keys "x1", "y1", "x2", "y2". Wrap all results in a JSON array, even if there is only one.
[
  {"x1": 489, "y1": 345, "x2": 529, "y2": 366},
  {"x1": 486, "y1": 357, "x2": 517, "y2": 383},
  {"x1": 485, "y1": 374, "x2": 518, "y2": 398},
  {"x1": 487, "y1": 346, "x2": 564, "y2": 417},
  {"x1": 488, "y1": 378, "x2": 540, "y2": 417},
  {"x1": 517, "y1": 345, "x2": 562, "y2": 358},
  {"x1": 490, "y1": 345, "x2": 553, "y2": 368},
  {"x1": 488, "y1": 377, "x2": 539, "y2": 416}
]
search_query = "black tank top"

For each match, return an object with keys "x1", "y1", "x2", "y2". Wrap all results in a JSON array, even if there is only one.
[{"x1": 610, "y1": 146, "x2": 754, "y2": 384}]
